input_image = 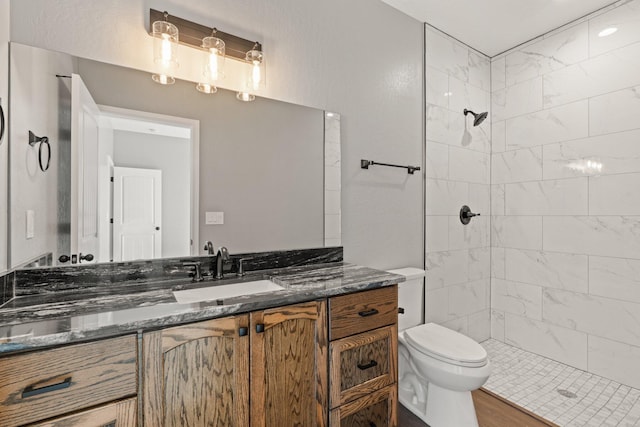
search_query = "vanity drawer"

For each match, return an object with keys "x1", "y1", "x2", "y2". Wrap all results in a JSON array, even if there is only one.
[
  {"x1": 30, "y1": 397, "x2": 137, "y2": 427},
  {"x1": 329, "y1": 286, "x2": 397, "y2": 340},
  {"x1": 330, "y1": 325, "x2": 397, "y2": 407},
  {"x1": 330, "y1": 384, "x2": 397, "y2": 427},
  {"x1": 0, "y1": 335, "x2": 137, "y2": 427}
]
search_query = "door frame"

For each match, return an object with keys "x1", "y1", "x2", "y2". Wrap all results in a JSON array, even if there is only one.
[{"x1": 98, "y1": 105, "x2": 200, "y2": 256}]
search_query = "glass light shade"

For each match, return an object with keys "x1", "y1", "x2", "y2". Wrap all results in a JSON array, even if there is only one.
[
  {"x1": 236, "y1": 91, "x2": 255, "y2": 102},
  {"x1": 201, "y1": 36, "x2": 225, "y2": 82},
  {"x1": 245, "y1": 49, "x2": 265, "y2": 92},
  {"x1": 151, "y1": 20, "x2": 179, "y2": 85}
]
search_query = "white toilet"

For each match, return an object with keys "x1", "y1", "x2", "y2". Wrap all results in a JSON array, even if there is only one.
[{"x1": 389, "y1": 268, "x2": 491, "y2": 427}]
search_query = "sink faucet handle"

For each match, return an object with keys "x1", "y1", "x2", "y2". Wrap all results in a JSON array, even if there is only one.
[
  {"x1": 235, "y1": 257, "x2": 250, "y2": 277},
  {"x1": 183, "y1": 261, "x2": 204, "y2": 282}
]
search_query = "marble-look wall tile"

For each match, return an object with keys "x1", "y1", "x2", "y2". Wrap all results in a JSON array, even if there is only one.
[
  {"x1": 590, "y1": 256, "x2": 640, "y2": 304},
  {"x1": 425, "y1": 250, "x2": 469, "y2": 289},
  {"x1": 468, "y1": 309, "x2": 491, "y2": 342},
  {"x1": 325, "y1": 190, "x2": 340, "y2": 215},
  {"x1": 449, "y1": 216, "x2": 489, "y2": 250},
  {"x1": 589, "y1": 85, "x2": 640, "y2": 136},
  {"x1": 491, "y1": 279, "x2": 543, "y2": 320},
  {"x1": 492, "y1": 147, "x2": 543, "y2": 184},
  {"x1": 449, "y1": 147, "x2": 490, "y2": 184},
  {"x1": 543, "y1": 216, "x2": 640, "y2": 258},
  {"x1": 491, "y1": 309, "x2": 506, "y2": 341},
  {"x1": 505, "y1": 101, "x2": 588, "y2": 149},
  {"x1": 590, "y1": 173, "x2": 640, "y2": 215},
  {"x1": 543, "y1": 289, "x2": 640, "y2": 347},
  {"x1": 505, "y1": 249, "x2": 589, "y2": 293},
  {"x1": 468, "y1": 183, "x2": 490, "y2": 216},
  {"x1": 324, "y1": 214, "x2": 341, "y2": 240},
  {"x1": 442, "y1": 317, "x2": 468, "y2": 336},
  {"x1": 426, "y1": 104, "x2": 451, "y2": 145},
  {"x1": 468, "y1": 50, "x2": 491, "y2": 92},
  {"x1": 426, "y1": 179, "x2": 468, "y2": 215},
  {"x1": 425, "y1": 26, "x2": 469, "y2": 82},
  {"x1": 469, "y1": 247, "x2": 491, "y2": 281},
  {"x1": 449, "y1": 279, "x2": 489, "y2": 318},
  {"x1": 449, "y1": 76, "x2": 490, "y2": 115},
  {"x1": 426, "y1": 216, "x2": 449, "y2": 253},
  {"x1": 588, "y1": 335, "x2": 640, "y2": 389},
  {"x1": 492, "y1": 77, "x2": 544, "y2": 121},
  {"x1": 543, "y1": 42, "x2": 640, "y2": 108},
  {"x1": 425, "y1": 141, "x2": 449, "y2": 180},
  {"x1": 491, "y1": 184, "x2": 505, "y2": 216},
  {"x1": 505, "y1": 178, "x2": 588, "y2": 216},
  {"x1": 589, "y1": 0, "x2": 640, "y2": 57},
  {"x1": 426, "y1": 66, "x2": 450, "y2": 109},
  {"x1": 543, "y1": 129, "x2": 640, "y2": 179},
  {"x1": 492, "y1": 216, "x2": 543, "y2": 250},
  {"x1": 492, "y1": 120, "x2": 506, "y2": 153},
  {"x1": 504, "y1": 313, "x2": 588, "y2": 369},
  {"x1": 491, "y1": 57, "x2": 506, "y2": 92},
  {"x1": 491, "y1": 247, "x2": 506, "y2": 279},
  {"x1": 425, "y1": 287, "x2": 455, "y2": 324},
  {"x1": 505, "y1": 22, "x2": 588, "y2": 87}
]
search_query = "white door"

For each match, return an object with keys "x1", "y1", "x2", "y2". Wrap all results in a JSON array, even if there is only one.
[
  {"x1": 71, "y1": 74, "x2": 100, "y2": 263},
  {"x1": 112, "y1": 167, "x2": 162, "y2": 262}
]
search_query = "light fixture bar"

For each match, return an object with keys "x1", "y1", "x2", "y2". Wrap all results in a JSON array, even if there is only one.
[{"x1": 149, "y1": 9, "x2": 261, "y2": 60}]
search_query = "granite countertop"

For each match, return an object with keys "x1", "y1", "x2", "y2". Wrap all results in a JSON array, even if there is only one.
[{"x1": 0, "y1": 262, "x2": 404, "y2": 355}]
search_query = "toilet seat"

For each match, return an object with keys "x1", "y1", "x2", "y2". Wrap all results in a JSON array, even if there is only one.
[{"x1": 404, "y1": 323, "x2": 488, "y2": 368}]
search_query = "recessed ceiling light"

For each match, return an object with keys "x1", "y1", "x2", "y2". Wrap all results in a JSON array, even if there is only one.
[
  {"x1": 598, "y1": 27, "x2": 618, "y2": 37},
  {"x1": 444, "y1": 92, "x2": 453, "y2": 97}
]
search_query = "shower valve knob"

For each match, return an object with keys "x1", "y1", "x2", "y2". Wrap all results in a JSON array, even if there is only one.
[{"x1": 460, "y1": 205, "x2": 480, "y2": 225}]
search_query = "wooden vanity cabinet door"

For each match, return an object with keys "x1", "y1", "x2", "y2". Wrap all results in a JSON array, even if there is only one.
[
  {"x1": 30, "y1": 397, "x2": 137, "y2": 427},
  {"x1": 142, "y1": 315, "x2": 250, "y2": 427},
  {"x1": 250, "y1": 300, "x2": 328, "y2": 427}
]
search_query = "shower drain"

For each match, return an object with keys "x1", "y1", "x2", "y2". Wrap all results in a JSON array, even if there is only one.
[{"x1": 557, "y1": 389, "x2": 578, "y2": 398}]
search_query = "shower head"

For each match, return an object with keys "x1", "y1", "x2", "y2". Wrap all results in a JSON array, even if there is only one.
[{"x1": 464, "y1": 109, "x2": 488, "y2": 126}]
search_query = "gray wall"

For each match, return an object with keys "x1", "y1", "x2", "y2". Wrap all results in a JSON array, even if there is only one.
[
  {"x1": 78, "y1": 59, "x2": 324, "y2": 254},
  {"x1": 9, "y1": 0, "x2": 425, "y2": 270},
  {"x1": 113, "y1": 130, "x2": 191, "y2": 258},
  {"x1": 9, "y1": 43, "x2": 75, "y2": 267}
]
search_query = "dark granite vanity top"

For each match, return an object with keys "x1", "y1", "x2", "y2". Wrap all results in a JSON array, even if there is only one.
[{"x1": 0, "y1": 261, "x2": 404, "y2": 355}]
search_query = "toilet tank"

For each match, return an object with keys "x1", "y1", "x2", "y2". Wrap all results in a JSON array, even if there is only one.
[{"x1": 387, "y1": 267, "x2": 425, "y2": 332}]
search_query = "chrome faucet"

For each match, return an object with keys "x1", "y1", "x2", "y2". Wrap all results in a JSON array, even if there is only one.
[
  {"x1": 204, "y1": 241, "x2": 215, "y2": 255},
  {"x1": 215, "y1": 247, "x2": 230, "y2": 279}
]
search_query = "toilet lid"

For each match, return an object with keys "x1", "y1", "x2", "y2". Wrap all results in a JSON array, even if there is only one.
[{"x1": 405, "y1": 323, "x2": 488, "y2": 368}]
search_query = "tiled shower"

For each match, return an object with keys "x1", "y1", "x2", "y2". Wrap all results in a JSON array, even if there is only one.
[{"x1": 425, "y1": 0, "x2": 640, "y2": 414}]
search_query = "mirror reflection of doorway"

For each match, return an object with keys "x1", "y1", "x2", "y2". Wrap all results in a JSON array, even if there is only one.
[{"x1": 99, "y1": 106, "x2": 199, "y2": 263}]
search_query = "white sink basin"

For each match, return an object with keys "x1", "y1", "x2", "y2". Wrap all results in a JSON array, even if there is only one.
[{"x1": 173, "y1": 279, "x2": 284, "y2": 304}]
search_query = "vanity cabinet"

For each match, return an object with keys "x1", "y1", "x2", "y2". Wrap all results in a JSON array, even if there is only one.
[
  {"x1": 142, "y1": 300, "x2": 328, "y2": 427},
  {"x1": 328, "y1": 286, "x2": 398, "y2": 427},
  {"x1": 0, "y1": 335, "x2": 137, "y2": 427}
]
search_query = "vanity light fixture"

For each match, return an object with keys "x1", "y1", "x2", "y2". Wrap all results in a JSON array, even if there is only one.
[
  {"x1": 149, "y1": 9, "x2": 265, "y2": 100},
  {"x1": 598, "y1": 27, "x2": 618, "y2": 37},
  {"x1": 196, "y1": 33, "x2": 225, "y2": 94},
  {"x1": 151, "y1": 12, "x2": 179, "y2": 85}
]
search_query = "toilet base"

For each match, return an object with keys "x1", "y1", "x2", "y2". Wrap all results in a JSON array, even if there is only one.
[{"x1": 399, "y1": 381, "x2": 479, "y2": 427}]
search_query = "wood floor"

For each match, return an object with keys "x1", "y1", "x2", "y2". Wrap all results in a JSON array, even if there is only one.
[{"x1": 398, "y1": 388, "x2": 559, "y2": 427}]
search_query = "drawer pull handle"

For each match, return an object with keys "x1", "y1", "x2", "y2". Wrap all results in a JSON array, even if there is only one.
[
  {"x1": 256, "y1": 323, "x2": 265, "y2": 333},
  {"x1": 22, "y1": 377, "x2": 72, "y2": 398},
  {"x1": 358, "y1": 308, "x2": 379, "y2": 317},
  {"x1": 238, "y1": 327, "x2": 248, "y2": 337},
  {"x1": 357, "y1": 360, "x2": 378, "y2": 370}
]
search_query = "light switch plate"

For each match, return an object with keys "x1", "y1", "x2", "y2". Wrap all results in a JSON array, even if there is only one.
[
  {"x1": 206, "y1": 211, "x2": 224, "y2": 225},
  {"x1": 26, "y1": 210, "x2": 35, "y2": 239}
]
